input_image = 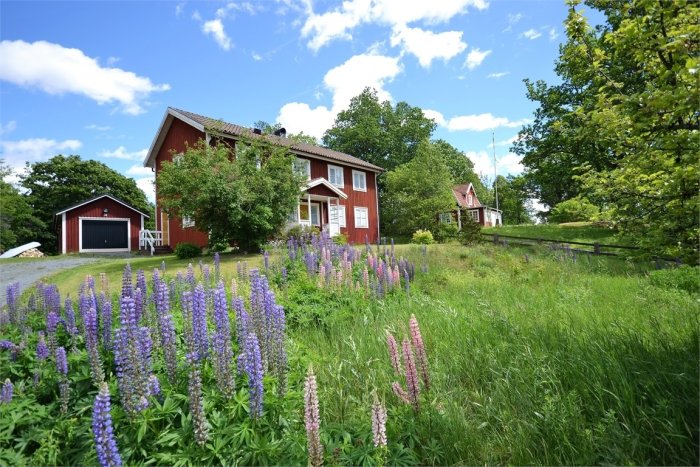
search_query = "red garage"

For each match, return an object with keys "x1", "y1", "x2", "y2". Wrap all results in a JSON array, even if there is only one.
[{"x1": 55, "y1": 194, "x2": 149, "y2": 254}]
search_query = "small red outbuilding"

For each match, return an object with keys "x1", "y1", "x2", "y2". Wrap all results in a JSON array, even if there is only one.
[{"x1": 55, "y1": 194, "x2": 149, "y2": 254}]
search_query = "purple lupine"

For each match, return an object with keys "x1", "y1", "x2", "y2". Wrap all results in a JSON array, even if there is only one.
[
  {"x1": 155, "y1": 280, "x2": 178, "y2": 383},
  {"x1": 121, "y1": 264, "x2": 133, "y2": 298},
  {"x1": 180, "y1": 291, "x2": 196, "y2": 356},
  {"x1": 149, "y1": 375, "x2": 161, "y2": 397},
  {"x1": 263, "y1": 250, "x2": 270, "y2": 273},
  {"x1": 202, "y1": 264, "x2": 210, "y2": 285},
  {"x1": 212, "y1": 282, "x2": 234, "y2": 397},
  {"x1": 64, "y1": 297, "x2": 78, "y2": 337},
  {"x1": 187, "y1": 354, "x2": 209, "y2": 446},
  {"x1": 402, "y1": 338, "x2": 420, "y2": 412},
  {"x1": 36, "y1": 331, "x2": 49, "y2": 360},
  {"x1": 1, "y1": 379, "x2": 13, "y2": 404},
  {"x1": 92, "y1": 382, "x2": 122, "y2": 467},
  {"x1": 242, "y1": 332, "x2": 264, "y2": 418},
  {"x1": 192, "y1": 284, "x2": 208, "y2": 361},
  {"x1": 233, "y1": 297, "x2": 250, "y2": 353},
  {"x1": 371, "y1": 394, "x2": 388, "y2": 448},
  {"x1": 46, "y1": 310, "x2": 60, "y2": 353},
  {"x1": 101, "y1": 299, "x2": 113, "y2": 349},
  {"x1": 84, "y1": 308, "x2": 105, "y2": 385},
  {"x1": 6, "y1": 282, "x2": 20, "y2": 325},
  {"x1": 0, "y1": 340, "x2": 18, "y2": 361},
  {"x1": 280, "y1": 266, "x2": 287, "y2": 285},
  {"x1": 386, "y1": 333, "x2": 402, "y2": 376},
  {"x1": 304, "y1": 365, "x2": 323, "y2": 467},
  {"x1": 135, "y1": 269, "x2": 147, "y2": 297},
  {"x1": 409, "y1": 314, "x2": 429, "y2": 391},
  {"x1": 56, "y1": 346, "x2": 70, "y2": 413},
  {"x1": 55, "y1": 346, "x2": 68, "y2": 376}
]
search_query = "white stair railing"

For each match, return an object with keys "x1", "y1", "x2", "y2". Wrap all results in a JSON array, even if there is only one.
[{"x1": 139, "y1": 230, "x2": 163, "y2": 255}]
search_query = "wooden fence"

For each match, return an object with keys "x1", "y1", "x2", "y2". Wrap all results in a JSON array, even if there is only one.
[{"x1": 480, "y1": 232, "x2": 639, "y2": 257}]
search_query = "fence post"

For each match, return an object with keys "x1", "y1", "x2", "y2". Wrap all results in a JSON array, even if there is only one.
[
  {"x1": 493, "y1": 234, "x2": 499, "y2": 245},
  {"x1": 594, "y1": 242, "x2": 601, "y2": 255}
]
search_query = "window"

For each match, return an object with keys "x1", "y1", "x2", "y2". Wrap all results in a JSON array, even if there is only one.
[
  {"x1": 328, "y1": 165, "x2": 344, "y2": 187},
  {"x1": 330, "y1": 204, "x2": 346, "y2": 227},
  {"x1": 354, "y1": 207, "x2": 369, "y2": 228},
  {"x1": 467, "y1": 194, "x2": 473, "y2": 206},
  {"x1": 299, "y1": 204, "x2": 310, "y2": 223},
  {"x1": 182, "y1": 216, "x2": 195, "y2": 228},
  {"x1": 293, "y1": 158, "x2": 311, "y2": 179},
  {"x1": 299, "y1": 203, "x2": 320, "y2": 225},
  {"x1": 287, "y1": 207, "x2": 298, "y2": 223},
  {"x1": 439, "y1": 213, "x2": 452, "y2": 224},
  {"x1": 468, "y1": 210, "x2": 479, "y2": 222},
  {"x1": 352, "y1": 170, "x2": 367, "y2": 192}
]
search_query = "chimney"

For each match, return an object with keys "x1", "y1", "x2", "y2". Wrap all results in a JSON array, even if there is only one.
[
  {"x1": 273, "y1": 127, "x2": 287, "y2": 138},
  {"x1": 252, "y1": 128, "x2": 262, "y2": 135}
]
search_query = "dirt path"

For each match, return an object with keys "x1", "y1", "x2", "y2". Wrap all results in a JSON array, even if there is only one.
[{"x1": 0, "y1": 258, "x2": 103, "y2": 304}]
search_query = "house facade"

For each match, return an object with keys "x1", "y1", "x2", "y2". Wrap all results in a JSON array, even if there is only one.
[
  {"x1": 55, "y1": 194, "x2": 149, "y2": 254},
  {"x1": 442, "y1": 183, "x2": 502, "y2": 228},
  {"x1": 142, "y1": 107, "x2": 383, "y2": 250}
]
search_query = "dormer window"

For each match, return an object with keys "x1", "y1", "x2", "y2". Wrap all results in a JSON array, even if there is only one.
[{"x1": 468, "y1": 194, "x2": 473, "y2": 206}]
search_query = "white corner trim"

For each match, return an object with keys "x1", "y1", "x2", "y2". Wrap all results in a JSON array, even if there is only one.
[
  {"x1": 374, "y1": 173, "x2": 380, "y2": 240},
  {"x1": 61, "y1": 213, "x2": 66, "y2": 254}
]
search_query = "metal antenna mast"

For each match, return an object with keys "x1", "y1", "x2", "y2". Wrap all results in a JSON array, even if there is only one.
[{"x1": 493, "y1": 131, "x2": 499, "y2": 213}]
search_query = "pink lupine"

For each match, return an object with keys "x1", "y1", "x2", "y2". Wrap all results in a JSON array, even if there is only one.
[
  {"x1": 363, "y1": 267, "x2": 369, "y2": 292},
  {"x1": 231, "y1": 278, "x2": 238, "y2": 298},
  {"x1": 386, "y1": 333, "x2": 402, "y2": 376},
  {"x1": 304, "y1": 366, "x2": 323, "y2": 467},
  {"x1": 393, "y1": 266, "x2": 400, "y2": 287},
  {"x1": 371, "y1": 394, "x2": 388, "y2": 448},
  {"x1": 402, "y1": 338, "x2": 420, "y2": 412},
  {"x1": 409, "y1": 314, "x2": 430, "y2": 391},
  {"x1": 391, "y1": 382, "x2": 410, "y2": 404}
]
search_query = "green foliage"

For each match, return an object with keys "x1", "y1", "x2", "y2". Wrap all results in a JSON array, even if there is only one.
[
  {"x1": 549, "y1": 198, "x2": 600, "y2": 223},
  {"x1": 322, "y1": 87, "x2": 436, "y2": 173},
  {"x1": 0, "y1": 161, "x2": 45, "y2": 252},
  {"x1": 18, "y1": 155, "x2": 153, "y2": 254},
  {"x1": 516, "y1": 0, "x2": 699, "y2": 262},
  {"x1": 174, "y1": 242, "x2": 201, "y2": 259},
  {"x1": 493, "y1": 175, "x2": 533, "y2": 225},
  {"x1": 433, "y1": 222, "x2": 458, "y2": 243},
  {"x1": 482, "y1": 222, "x2": 621, "y2": 245},
  {"x1": 332, "y1": 233, "x2": 348, "y2": 245},
  {"x1": 281, "y1": 224, "x2": 320, "y2": 242},
  {"x1": 383, "y1": 141, "x2": 456, "y2": 236},
  {"x1": 411, "y1": 229, "x2": 434, "y2": 244},
  {"x1": 157, "y1": 139, "x2": 303, "y2": 252},
  {"x1": 457, "y1": 216, "x2": 481, "y2": 245},
  {"x1": 431, "y1": 139, "x2": 488, "y2": 200},
  {"x1": 648, "y1": 265, "x2": 699, "y2": 295}
]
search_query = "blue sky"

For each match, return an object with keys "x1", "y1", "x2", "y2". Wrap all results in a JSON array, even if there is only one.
[{"x1": 0, "y1": 0, "x2": 600, "y2": 203}]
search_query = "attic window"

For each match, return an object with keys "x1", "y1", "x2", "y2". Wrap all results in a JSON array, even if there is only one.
[{"x1": 468, "y1": 194, "x2": 473, "y2": 206}]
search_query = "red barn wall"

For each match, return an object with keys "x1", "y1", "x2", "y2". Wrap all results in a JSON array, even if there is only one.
[{"x1": 63, "y1": 198, "x2": 144, "y2": 253}]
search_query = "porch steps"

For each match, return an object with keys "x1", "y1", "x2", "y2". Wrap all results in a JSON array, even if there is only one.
[{"x1": 153, "y1": 245, "x2": 173, "y2": 255}]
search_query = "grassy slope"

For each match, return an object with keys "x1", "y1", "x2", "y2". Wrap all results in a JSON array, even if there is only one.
[
  {"x1": 482, "y1": 223, "x2": 623, "y2": 245},
  {"x1": 24, "y1": 243, "x2": 700, "y2": 464}
]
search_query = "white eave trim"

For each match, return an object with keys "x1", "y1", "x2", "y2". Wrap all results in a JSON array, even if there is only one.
[
  {"x1": 55, "y1": 194, "x2": 150, "y2": 218},
  {"x1": 143, "y1": 107, "x2": 206, "y2": 168},
  {"x1": 304, "y1": 178, "x2": 348, "y2": 200}
]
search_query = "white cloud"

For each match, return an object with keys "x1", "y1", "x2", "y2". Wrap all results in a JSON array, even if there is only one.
[
  {"x1": 503, "y1": 12, "x2": 522, "y2": 32},
  {"x1": 0, "y1": 121, "x2": 17, "y2": 136},
  {"x1": 203, "y1": 19, "x2": 233, "y2": 50},
  {"x1": 301, "y1": 0, "x2": 487, "y2": 51},
  {"x1": 126, "y1": 164, "x2": 153, "y2": 176},
  {"x1": 390, "y1": 26, "x2": 467, "y2": 68},
  {"x1": 277, "y1": 51, "x2": 402, "y2": 139},
  {"x1": 445, "y1": 113, "x2": 529, "y2": 132},
  {"x1": 0, "y1": 138, "x2": 82, "y2": 181},
  {"x1": 135, "y1": 176, "x2": 155, "y2": 203},
  {"x1": 486, "y1": 71, "x2": 509, "y2": 79},
  {"x1": 0, "y1": 40, "x2": 170, "y2": 115},
  {"x1": 175, "y1": 2, "x2": 185, "y2": 16},
  {"x1": 98, "y1": 146, "x2": 147, "y2": 161},
  {"x1": 521, "y1": 29, "x2": 541, "y2": 40},
  {"x1": 422, "y1": 109, "x2": 446, "y2": 126},
  {"x1": 192, "y1": 10, "x2": 202, "y2": 21},
  {"x1": 495, "y1": 134, "x2": 521, "y2": 146},
  {"x1": 465, "y1": 150, "x2": 523, "y2": 177},
  {"x1": 85, "y1": 124, "x2": 111, "y2": 131},
  {"x1": 252, "y1": 52, "x2": 262, "y2": 61},
  {"x1": 464, "y1": 47, "x2": 491, "y2": 70},
  {"x1": 549, "y1": 28, "x2": 559, "y2": 41}
]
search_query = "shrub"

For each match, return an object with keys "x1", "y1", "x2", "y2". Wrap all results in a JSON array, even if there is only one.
[
  {"x1": 549, "y1": 198, "x2": 600, "y2": 223},
  {"x1": 433, "y1": 223, "x2": 458, "y2": 243},
  {"x1": 332, "y1": 233, "x2": 348, "y2": 245},
  {"x1": 174, "y1": 242, "x2": 201, "y2": 259},
  {"x1": 648, "y1": 265, "x2": 699, "y2": 294},
  {"x1": 208, "y1": 240, "x2": 229, "y2": 253},
  {"x1": 457, "y1": 216, "x2": 481, "y2": 245},
  {"x1": 283, "y1": 225, "x2": 320, "y2": 241},
  {"x1": 411, "y1": 229, "x2": 434, "y2": 244}
]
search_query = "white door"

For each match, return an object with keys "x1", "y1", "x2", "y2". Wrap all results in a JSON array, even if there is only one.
[{"x1": 328, "y1": 203, "x2": 340, "y2": 236}]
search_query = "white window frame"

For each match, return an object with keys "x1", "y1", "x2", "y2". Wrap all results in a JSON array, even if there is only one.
[
  {"x1": 468, "y1": 210, "x2": 479, "y2": 222},
  {"x1": 439, "y1": 213, "x2": 452, "y2": 224},
  {"x1": 182, "y1": 216, "x2": 195, "y2": 228},
  {"x1": 352, "y1": 170, "x2": 367, "y2": 192},
  {"x1": 294, "y1": 158, "x2": 311, "y2": 180},
  {"x1": 354, "y1": 207, "x2": 369, "y2": 229},
  {"x1": 328, "y1": 164, "x2": 344, "y2": 188},
  {"x1": 468, "y1": 194, "x2": 473, "y2": 206},
  {"x1": 331, "y1": 204, "x2": 346, "y2": 228}
]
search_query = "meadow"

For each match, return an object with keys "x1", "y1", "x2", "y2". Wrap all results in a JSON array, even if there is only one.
[
  {"x1": 482, "y1": 222, "x2": 622, "y2": 245},
  {"x1": 0, "y1": 235, "x2": 697, "y2": 466}
]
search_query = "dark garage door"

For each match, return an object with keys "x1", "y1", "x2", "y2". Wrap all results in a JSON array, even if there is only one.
[{"x1": 82, "y1": 220, "x2": 128, "y2": 250}]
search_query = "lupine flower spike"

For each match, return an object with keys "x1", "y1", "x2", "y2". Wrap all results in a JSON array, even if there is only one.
[
  {"x1": 409, "y1": 314, "x2": 429, "y2": 391},
  {"x1": 92, "y1": 382, "x2": 122, "y2": 467},
  {"x1": 304, "y1": 365, "x2": 323, "y2": 467},
  {"x1": 371, "y1": 392, "x2": 388, "y2": 449},
  {"x1": 0, "y1": 379, "x2": 13, "y2": 404},
  {"x1": 386, "y1": 332, "x2": 402, "y2": 376},
  {"x1": 402, "y1": 338, "x2": 420, "y2": 412}
]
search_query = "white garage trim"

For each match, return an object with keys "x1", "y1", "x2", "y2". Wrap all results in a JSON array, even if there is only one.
[
  {"x1": 79, "y1": 217, "x2": 131, "y2": 253},
  {"x1": 61, "y1": 213, "x2": 67, "y2": 255}
]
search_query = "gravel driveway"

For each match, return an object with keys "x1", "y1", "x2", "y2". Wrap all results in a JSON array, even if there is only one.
[{"x1": 0, "y1": 257, "x2": 104, "y2": 304}]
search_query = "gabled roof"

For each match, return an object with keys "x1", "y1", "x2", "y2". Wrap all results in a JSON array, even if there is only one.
[
  {"x1": 303, "y1": 177, "x2": 349, "y2": 199},
  {"x1": 452, "y1": 183, "x2": 482, "y2": 208},
  {"x1": 144, "y1": 107, "x2": 383, "y2": 173},
  {"x1": 55, "y1": 194, "x2": 150, "y2": 218}
]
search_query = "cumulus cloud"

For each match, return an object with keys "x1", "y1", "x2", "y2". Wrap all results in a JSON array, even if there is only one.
[
  {"x1": 503, "y1": 12, "x2": 522, "y2": 32},
  {"x1": 422, "y1": 109, "x2": 447, "y2": 126},
  {"x1": 549, "y1": 28, "x2": 559, "y2": 41},
  {"x1": 0, "y1": 138, "x2": 82, "y2": 182},
  {"x1": 521, "y1": 28, "x2": 541, "y2": 40},
  {"x1": 98, "y1": 146, "x2": 148, "y2": 161},
  {"x1": 85, "y1": 124, "x2": 111, "y2": 131},
  {"x1": 126, "y1": 164, "x2": 153, "y2": 176},
  {"x1": 390, "y1": 26, "x2": 467, "y2": 68},
  {"x1": 0, "y1": 40, "x2": 170, "y2": 115},
  {"x1": 301, "y1": 0, "x2": 487, "y2": 51},
  {"x1": 0, "y1": 121, "x2": 17, "y2": 136},
  {"x1": 464, "y1": 47, "x2": 491, "y2": 70},
  {"x1": 486, "y1": 71, "x2": 509, "y2": 79},
  {"x1": 427, "y1": 111, "x2": 530, "y2": 132},
  {"x1": 495, "y1": 133, "x2": 521, "y2": 147},
  {"x1": 135, "y1": 176, "x2": 155, "y2": 203},
  {"x1": 277, "y1": 52, "x2": 402, "y2": 139},
  {"x1": 465, "y1": 150, "x2": 523, "y2": 176},
  {"x1": 203, "y1": 19, "x2": 233, "y2": 50}
]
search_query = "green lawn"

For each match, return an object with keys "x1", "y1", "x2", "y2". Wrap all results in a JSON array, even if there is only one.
[
  {"x1": 1, "y1": 242, "x2": 697, "y2": 465},
  {"x1": 482, "y1": 222, "x2": 624, "y2": 245}
]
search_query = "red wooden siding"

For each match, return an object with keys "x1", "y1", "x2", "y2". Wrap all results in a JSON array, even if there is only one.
[
  {"x1": 62, "y1": 198, "x2": 143, "y2": 253},
  {"x1": 155, "y1": 118, "x2": 209, "y2": 248}
]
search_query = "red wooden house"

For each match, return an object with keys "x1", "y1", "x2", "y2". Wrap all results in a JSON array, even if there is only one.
[
  {"x1": 55, "y1": 194, "x2": 149, "y2": 254},
  {"x1": 442, "y1": 183, "x2": 502, "y2": 228},
  {"x1": 141, "y1": 107, "x2": 383, "y2": 252}
]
